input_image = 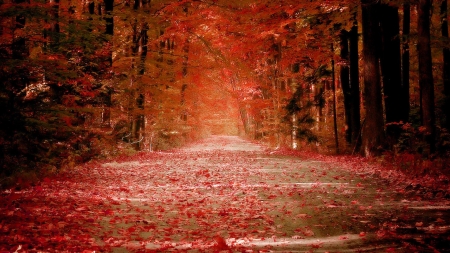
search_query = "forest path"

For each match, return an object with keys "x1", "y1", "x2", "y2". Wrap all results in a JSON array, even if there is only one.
[{"x1": 1, "y1": 136, "x2": 450, "y2": 252}]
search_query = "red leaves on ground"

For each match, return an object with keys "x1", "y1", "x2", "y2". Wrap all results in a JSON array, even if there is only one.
[
  {"x1": 213, "y1": 235, "x2": 231, "y2": 252},
  {"x1": 1, "y1": 136, "x2": 449, "y2": 252}
]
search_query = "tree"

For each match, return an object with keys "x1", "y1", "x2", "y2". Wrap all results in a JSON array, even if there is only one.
[
  {"x1": 361, "y1": 0, "x2": 384, "y2": 156},
  {"x1": 340, "y1": 29, "x2": 352, "y2": 144},
  {"x1": 417, "y1": 0, "x2": 436, "y2": 153},
  {"x1": 180, "y1": 5, "x2": 190, "y2": 122},
  {"x1": 441, "y1": 0, "x2": 450, "y2": 129},
  {"x1": 46, "y1": 0, "x2": 60, "y2": 51},
  {"x1": 101, "y1": 0, "x2": 114, "y2": 128},
  {"x1": 379, "y1": 3, "x2": 404, "y2": 141},
  {"x1": 338, "y1": 10, "x2": 361, "y2": 151},
  {"x1": 331, "y1": 43, "x2": 339, "y2": 154},
  {"x1": 402, "y1": 2, "x2": 410, "y2": 124},
  {"x1": 128, "y1": 17, "x2": 148, "y2": 150},
  {"x1": 349, "y1": 11, "x2": 361, "y2": 151},
  {"x1": 0, "y1": 0, "x2": 118, "y2": 181}
]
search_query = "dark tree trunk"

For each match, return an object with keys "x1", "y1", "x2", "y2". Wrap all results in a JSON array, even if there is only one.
[
  {"x1": 135, "y1": 23, "x2": 148, "y2": 150},
  {"x1": 349, "y1": 12, "x2": 361, "y2": 151},
  {"x1": 104, "y1": 0, "x2": 114, "y2": 36},
  {"x1": 180, "y1": 4, "x2": 190, "y2": 125},
  {"x1": 88, "y1": 1, "x2": 95, "y2": 15},
  {"x1": 361, "y1": 0, "x2": 384, "y2": 156},
  {"x1": 48, "y1": 0, "x2": 60, "y2": 50},
  {"x1": 129, "y1": 18, "x2": 148, "y2": 150},
  {"x1": 139, "y1": 24, "x2": 148, "y2": 76},
  {"x1": 402, "y1": 3, "x2": 411, "y2": 123},
  {"x1": 12, "y1": 0, "x2": 28, "y2": 60},
  {"x1": 181, "y1": 23, "x2": 190, "y2": 121},
  {"x1": 129, "y1": 19, "x2": 139, "y2": 147},
  {"x1": 101, "y1": 0, "x2": 114, "y2": 128},
  {"x1": 441, "y1": 0, "x2": 450, "y2": 129},
  {"x1": 379, "y1": 4, "x2": 403, "y2": 140},
  {"x1": 340, "y1": 30, "x2": 352, "y2": 144},
  {"x1": 331, "y1": 43, "x2": 339, "y2": 154},
  {"x1": 417, "y1": 0, "x2": 436, "y2": 153},
  {"x1": 128, "y1": 0, "x2": 149, "y2": 150}
]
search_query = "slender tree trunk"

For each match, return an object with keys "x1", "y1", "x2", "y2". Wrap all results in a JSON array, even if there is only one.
[
  {"x1": 331, "y1": 43, "x2": 339, "y2": 154},
  {"x1": 349, "y1": 12, "x2": 361, "y2": 151},
  {"x1": 339, "y1": 30, "x2": 352, "y2": 144},
  {"x1": 105, "y1": 0, "x2": 114, "y2": 36},
  {"x1": 133, "y1": 23, "x2": 148, "y2": 150},
  {"x1": 271, "y1": 41, "x2": 282, "y2": 147},
  {"x1": 379, "y1": 4, "x2": 403, "y2": 140},
  {"x1": 139, "y1": 25, "x2": 148, "y2": 76},
  {"x1": 129, "y1": 19, "x2": 138, "y2": 143},
  {"x1": 124, "y1": 0, "x2": 149, "y2": 150},
  {"x1": 180, "y1": 32, "x2": 190, "y2": 121},
  {"x1": 290, "y1": 63, "x2": 300, "y2": 148},
  {"x1": 361, "y1": 0, "x2": 384, "y2": 156},
  {"x1": 101, "y1": 0, "x2": 113, "y2": 128},
  {"x1": 316, "y1": 83, "x2": 325, "y2": 130},
  {"x1": 418, "y1": 0, "x2": 436, "y2": 153},
  {"x1": 402, "y1": 3, "x2": 411, "y2": 125},
  {"x1": 179, "y1": 4, "x2": 190, "y2": 140},
  {"x1": 45, "y1": 0, "x2": 60, "y2": 50},
  {"x1": 12, "y1": 0, "x2": 28, "y2": 60},
  {"x1": 441, "y1": 0, "x2": 450, "y2": 129}
]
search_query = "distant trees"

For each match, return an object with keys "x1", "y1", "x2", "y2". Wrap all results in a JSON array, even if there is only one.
[
  {"x1": 239, "y1": 0, "x2": 448, "y2": 157},
  {"x1": 0, "y1": 0, "x2": 112, "y2": 181},
  {"x1": 354, "y1": 0, "x2": 446, "y2": 156}
]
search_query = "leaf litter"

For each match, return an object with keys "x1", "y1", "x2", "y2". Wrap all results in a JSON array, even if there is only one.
[{"x1": 1, "y1": 136, "x2": 450, "y2": 252}]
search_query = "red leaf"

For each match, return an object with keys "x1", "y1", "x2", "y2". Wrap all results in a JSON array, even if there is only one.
[{"x1": 214, "y1": 235, "x2": 231, "y2": 252}]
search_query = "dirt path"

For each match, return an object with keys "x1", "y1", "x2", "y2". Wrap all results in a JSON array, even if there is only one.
[{"x1": 1, "y1": 136, "x2": 449, "y2": 252}]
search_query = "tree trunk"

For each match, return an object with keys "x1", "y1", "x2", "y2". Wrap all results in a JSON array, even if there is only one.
[
  {"x1": 101, "y1": 0, "x2": 114, "y2": 128},
  {"x1": 331, "y1": 43, "x2": 339, "y2": 154},
  {"x1": 402, "y1": 3, "x2": 411, "y2": 123},
  {"x1": 271, "y1": 41, "x2": 282, "y2": 147},
  {"x1": 417, "y1": 0, "x2": 436, "y2": 153},
  {"x1": 12, "y1": 0, "x2": 28, "y2": 60},
  {"x1": 290, "y1": 62, "x2": 300, "y2": 148},
  {"x1": 180, "y1": 17, "x2": 190, "y2": 121},
  {"x1": 361, "y1": 0, "x2": 384, "y2": 156},
  {"x1": 349, "y1": 12, "x2": 361, "y2": 151},
  {"x1": 133, "y1": 23, "x2": 148, "y2": 150},
  {"x1": 105, "y1": 0, "x2": 114, "y2": 36},
  {"x1": 46, "y1": 0, "x2": 60, "y2": 50},
  {"x1": 129, "y1": 18, "x2": 148, "y2": 150},
  {"x1": 339, "y1": 30, "x2": 352, "y2": 144},
  {"x1": 379, "y1": 4, "x2": 403, "y2": 140},
  {"x1": 441, "y1": 0, "x2": 450, "y2": 129}
]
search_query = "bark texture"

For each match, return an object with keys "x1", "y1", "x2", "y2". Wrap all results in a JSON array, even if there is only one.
[
  {"x1": 361, "y1": 0, "x2": 384, "y2": 156},
  {"x1": 417, "y1": 0, "x2": 436, "y2": 153}
]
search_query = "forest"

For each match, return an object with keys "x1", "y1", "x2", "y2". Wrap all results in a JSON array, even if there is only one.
[{"x1": 1, "y1": 0, "x2": 450, "y2": 187}]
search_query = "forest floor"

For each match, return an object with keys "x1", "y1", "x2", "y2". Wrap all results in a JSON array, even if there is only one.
[{"x1": 1, "y1": 135, "x2": 450, "y2": 252}]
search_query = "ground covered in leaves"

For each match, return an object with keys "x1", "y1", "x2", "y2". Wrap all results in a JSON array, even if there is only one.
[{"x1": 1, "y1": 136, "x2": 450, "y2": 252}]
